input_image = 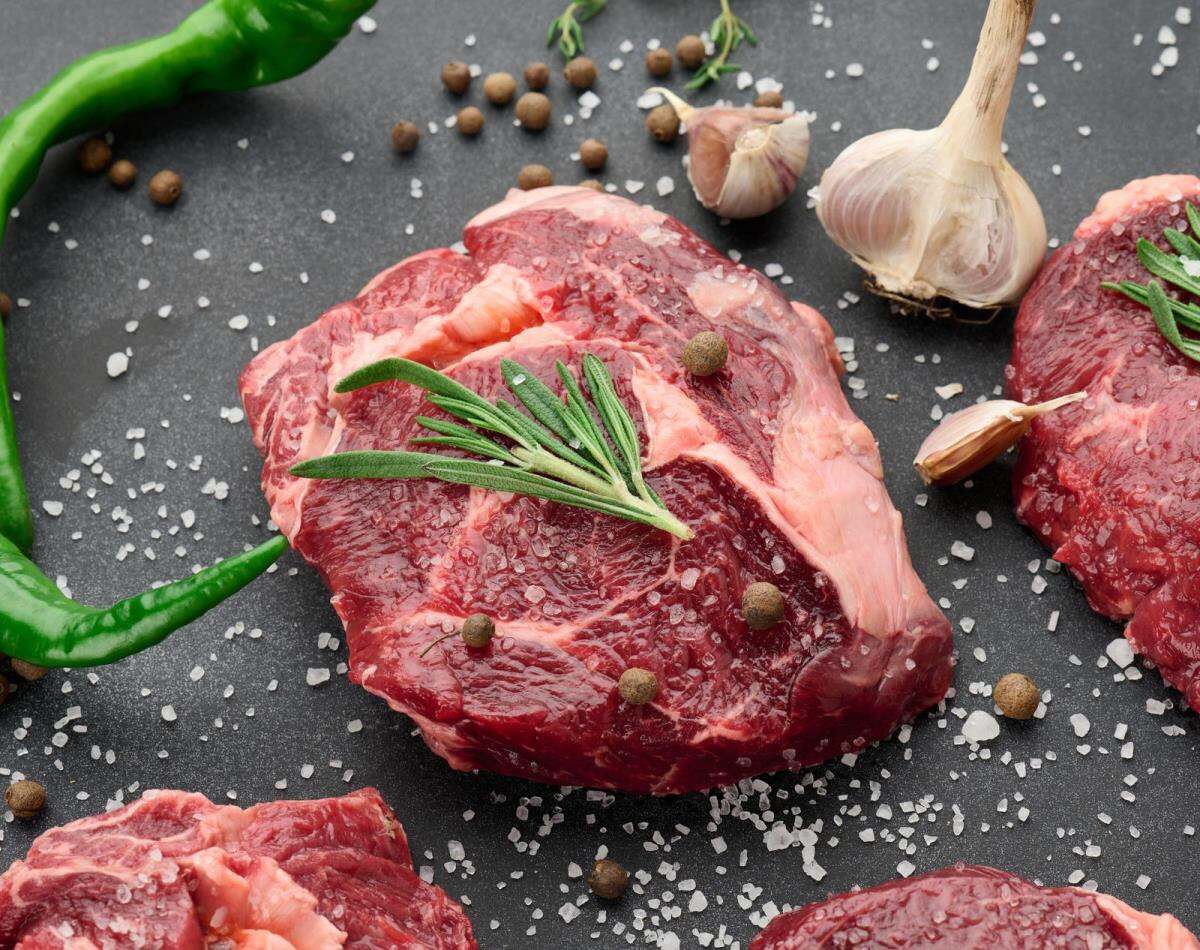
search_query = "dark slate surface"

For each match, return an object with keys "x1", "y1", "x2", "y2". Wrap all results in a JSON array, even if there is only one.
[{"x1": 1, "y1": 1, "x2": 1198, "y2": 946}]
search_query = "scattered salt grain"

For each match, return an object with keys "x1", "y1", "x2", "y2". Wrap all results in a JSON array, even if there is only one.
[
  {"x1": 962, "y1": 710, "x2": 1000, "y2": 743},
  {"x1": 106, "y1": 352, "x2": 129, "y2": 378}
]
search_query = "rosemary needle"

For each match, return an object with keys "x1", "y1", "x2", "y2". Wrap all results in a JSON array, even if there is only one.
[
  {"x1": 290, "y1": 355, "x2": 693, "y2": 541},
  {"x1": 1102, "y1": 201, "x2": 1200, "y2": 364}
]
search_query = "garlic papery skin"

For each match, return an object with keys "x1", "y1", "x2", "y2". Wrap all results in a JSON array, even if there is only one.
[
  {"x1": 914, "y1": 391, "x2": 1085, "y2": 487},
  {"x1": 649, "y1": 87, "x2": 810, "y2": 219},
  {"x1": 816, "y1": 0, "x2": 1046, "y2": 309}
]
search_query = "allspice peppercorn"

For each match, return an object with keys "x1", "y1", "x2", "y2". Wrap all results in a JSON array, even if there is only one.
[
  {"x1": 441, "y1": 60, "x2": 472, "y2": 95},
  {"x1": 483, "y1": 71, "x2": 517, "y2": 106},
  {"x1": 457, "y1": 106, "x2": 485, "y2": 136},
  {"x1": 587, "y1": 859, "x2": 629, "y2": 900},
  {"x1": 460, "y1": 613, "x2": 494, "y2": 649},
  {"x1": 107, "y1": 159, "x2": 137, "y2": 189},
  {"x1": 579, "y1": 138, "x2": 608, "y2": 171},
  {"x1": 754, "y1": 90, "x2": 784, "y2": 109},
  {"x1": 564, "y1": 55, "x2": 598, "y2": 90},
  {"x1": 676, "y1": 34, "x2": 706, "y2": 70},
  {"x1": 741, "y1": 582, "x2": 785, "y2": 630},
  {"x1": 518, "y1": 164, "x2": 554, "y2": 190},
  {"x1": 994, "y1": 672, "x2": 1040, "y2": 720},
  {"x1": 681, "y1": 331, "x2": 728, "y2": 377},
  {"x1": 645, "y1": 104, "x2": 680, "y2": 144},
  {"x1": 5, "y1": 778, "x2": 46, "y2": 819},
  {"x1": 524, "y1": 61, "x2": 550, "y2": 90},
  {"x1": 0, "y1": 292, "x2": 11, "y2": 322},
  {"x1": 617, "y1": 667, "x2": 658, "y2": 705},
  {"x1": 515, "y1": 92, "x2": 552, "y2": 131},
  {"x1": 645, "y1": 47, "x2": 673, "y2": 77},
  {"x1": 10, "y1": 659, "x2": 46, "y2": 682},
  {"x1": 578, "y1": 179, "x2": 605, "y2": 192},
  {"x1": 391, "y1": 120, "x2": 421, "y2": 154},
  {"x1": 148, "y1": 170, "x2": 183, "y2": 207},
  {"x1": 77, "y1": 137, "x2": 112, "y2": 174}
]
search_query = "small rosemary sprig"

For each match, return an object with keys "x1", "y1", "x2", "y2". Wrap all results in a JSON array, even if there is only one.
[
  {"x1": 546, "y1": 0, "x2": 606, "y2": 60},
  {"x1": 1102, "y1": 201, "x2": 1200, "y2": 363},
  {"x1": 686, "y1": 0, "x2": 757, "y2": 90},
  {"x1": 290, "y1": 355, "x2": 693, "y2": 540}
]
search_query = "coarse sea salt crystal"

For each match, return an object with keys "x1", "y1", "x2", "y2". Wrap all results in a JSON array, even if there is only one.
[
  {"x1": 1070, "y1": 713, "x2": 1091, "y2": 738},
  {"x1": 306, "y1": 668, "x2": 331, "y2": 686},
  {"x1": 1106, "y1": 638, "x2": 1135, "y2": 668},
  {"x1": 962, "y1": 709, "x2": 1000, "y2": 742},
  {"x1": 106, "y1": 352, "x2": 129, "y2": 378}
]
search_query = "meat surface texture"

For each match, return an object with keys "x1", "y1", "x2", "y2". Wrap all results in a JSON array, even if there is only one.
[
  {"x1": 240, "y1": 186, "x2": 952, "y2": 794},
  {"x1": 751, "y1": 865, "x2": 1200, "y2": 950},
  {"x1": 0, "y1": 788, "x2": 475, "y2": 949},
  {"x1": 1009, "y1": 175, "x2": 1200, "y2": 708}
]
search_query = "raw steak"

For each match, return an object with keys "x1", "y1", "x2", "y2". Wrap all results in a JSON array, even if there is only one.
[
  {"x1": 240, "y1": 186, "x2": 952, "y2": 794},
  {"x1": 752, "y1": 865, "x2": 1199, "y2": 949},
  {"x1": 1009, "y1": 175, "x2": 1200, "y2": 707},
  {"x1": 0, "y1": 787, "x2": 475, "y2": 949}
]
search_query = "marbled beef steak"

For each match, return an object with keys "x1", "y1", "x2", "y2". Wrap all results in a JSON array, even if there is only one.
[
  {"x1": 752, "y1": 865, "x2": 1199, "y2": 949},
  {"x1": 1009, "y1": 175, "x2": 1200, "y2": 709},
  {"x1": 0, "y1": 788, "x2": 475, "y2": 948},
  {"x1": 240, "y1": 187, "x2": 953, "y2": 794}
]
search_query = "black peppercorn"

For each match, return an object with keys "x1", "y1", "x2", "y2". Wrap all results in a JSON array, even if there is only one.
[
  {"x1": 741, "y1": 582, "x2": 785, "y2": 630},
  {"x1": 461, "y1": 614, "x2": 494, "y2": 649},
  {"x1": 588, "y1": 859, "x2": 629, "y2": 900},
  {"x1": 681, "y1": 331, "x2": 728, "y2": 377}
]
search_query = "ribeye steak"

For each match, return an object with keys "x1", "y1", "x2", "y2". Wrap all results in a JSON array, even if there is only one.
[
  {"x1": 1010, "y1": 175, "x2": 1200, "y2": 708},
  {"x1": 241, "y1": 186, "x2": 953, "y2": 794},
  {"x1": 0, "y1": 787, "x2": 475, "y2": 948},
  {"x1": 752, "y1": 865, "x2": 1199, "y2": 949}
]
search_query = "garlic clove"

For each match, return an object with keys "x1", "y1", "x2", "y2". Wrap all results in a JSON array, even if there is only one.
[
  {"x1": 815, "y1": 0, "x2": 1046, "y2": 310},
  {"x1": 649, "y1": 87, "x2": 810, "y2": 220},
  {"x1": 914, "y1": 391, "x2": 1086, "y2": 486}
]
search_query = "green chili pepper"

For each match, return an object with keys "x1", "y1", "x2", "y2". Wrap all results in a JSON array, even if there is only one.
[
  {"x1": 0, "y1": 0, "x2": 374, "y2": 547},
  {"x1": 0, "y1": 0, "x2": 371, "y2": 658},
  {"x1": 0, "y1": 533, "x2": 286, "y2": 667},
  {"x1": 0, "y1": 321, "x2": 31, "y2": 553}
]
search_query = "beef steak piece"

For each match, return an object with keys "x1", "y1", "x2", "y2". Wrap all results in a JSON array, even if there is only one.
[
  {"x1": 240, "y1": 186, "x2": 952, "y2": 794},
  {"x1": 1009, "y1": 175, "x2": 1200, "y2": 707},
  {"x1": 0, "y1": 787, "x2": 475, "y2": 948},
  {"x1": 752, "y1": 865, "x2": 1199, "y2": 949}
]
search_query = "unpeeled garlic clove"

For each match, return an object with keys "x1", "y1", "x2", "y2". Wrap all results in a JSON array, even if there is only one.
[
  {"x1": 914, "y1": 391, "x2": 1086, "y2": 486},
  {"x1": 816, "y1": 0, "x2": 1046, "y2": 309},
  {"x1": 648, "y1": 88, "x2": 810, "y2": 219}
]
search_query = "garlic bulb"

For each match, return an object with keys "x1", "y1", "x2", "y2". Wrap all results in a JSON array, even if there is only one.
[
  {"x1": 649, "y1": 88, "x2": 810, "y2": 219},
  {"x1": 817, "y1": 0, "x2": 1046, "y2": 309},
  {"x1": 914, "y1": 391, "x2": 1085, "y2": 486}
]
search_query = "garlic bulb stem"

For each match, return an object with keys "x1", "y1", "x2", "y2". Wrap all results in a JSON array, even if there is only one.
[{"x1": 943, "y1": 0, "x2": 1037, "y2": 160}]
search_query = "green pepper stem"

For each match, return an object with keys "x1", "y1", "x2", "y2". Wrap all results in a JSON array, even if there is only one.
[{"x1": 0, "y1": 533, "x2": 287, "y2": 667}]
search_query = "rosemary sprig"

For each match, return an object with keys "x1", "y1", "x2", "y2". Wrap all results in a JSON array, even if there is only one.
[
  {"x1": 1102, "y1": 201, "x2": 1200, "y2": 363},
  {"x1": 546, "y1": 0, "x2": 606, "y2": 60},
  {"x1": 290, "y1": 355, "x2": 693, "y2": 540},
  {"x1": 685, "y1": 0, "x2": 757, "y2": 90}
]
